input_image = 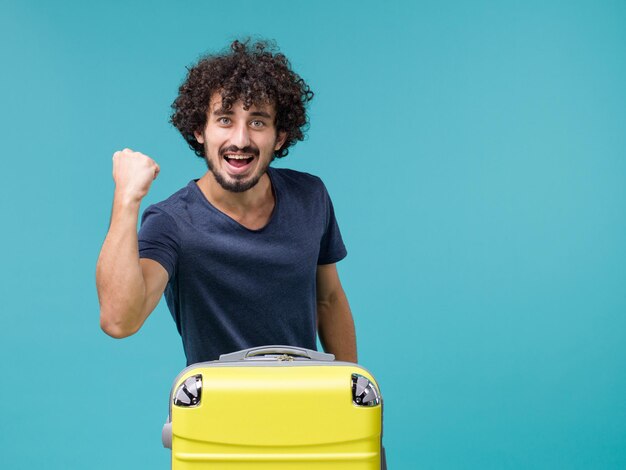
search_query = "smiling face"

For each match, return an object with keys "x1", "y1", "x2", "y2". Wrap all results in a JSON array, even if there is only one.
[{"x1": 194, "y1": 94, "x2": 287, "y2": 193}]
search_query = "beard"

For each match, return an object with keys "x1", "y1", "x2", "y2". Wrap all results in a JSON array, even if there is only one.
[{"x1": 204, "y1": 144, "x2": 270, "y2": 193}]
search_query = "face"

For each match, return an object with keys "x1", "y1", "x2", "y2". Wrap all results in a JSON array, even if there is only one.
[{"x1": 194, "y1": 94, "x2": 287, "y2": 193}]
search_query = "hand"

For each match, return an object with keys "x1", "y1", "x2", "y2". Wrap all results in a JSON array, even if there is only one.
[{"x1": 112, "y1": 148, "x2": 160, "y2": 202}]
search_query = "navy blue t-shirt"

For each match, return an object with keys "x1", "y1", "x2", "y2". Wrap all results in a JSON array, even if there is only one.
[{"x1": 138, "y1": 167, "x2": 347, "y2": 365}]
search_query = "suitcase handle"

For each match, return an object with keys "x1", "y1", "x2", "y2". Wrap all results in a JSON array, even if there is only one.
[{"x1": 219, "y1": 345, "x2": 335, "y2": 362}]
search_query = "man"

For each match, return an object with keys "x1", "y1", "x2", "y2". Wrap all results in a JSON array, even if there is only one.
[{"x1": 96, "y1": 40, "x2": 357, "y2": 365}]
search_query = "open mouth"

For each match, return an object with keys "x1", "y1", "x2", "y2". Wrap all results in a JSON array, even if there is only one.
[{"x1": 223, "y1": 154, "x2": 255, "y2": 172}]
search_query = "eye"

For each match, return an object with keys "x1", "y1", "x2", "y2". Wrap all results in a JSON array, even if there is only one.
[
  {"x1": 250, "y1": 120, "x2": 265, "y2": 128},
  {"x1": 218, "y1": 117, "x2": 231, "y2": 125}
]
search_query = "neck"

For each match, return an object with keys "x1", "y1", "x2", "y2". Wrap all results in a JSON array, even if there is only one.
[{"x1": 197, "y1": 171, "x2": 273, "y2": 216}]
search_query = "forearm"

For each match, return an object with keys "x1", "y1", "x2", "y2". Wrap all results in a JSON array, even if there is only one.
[
  {"x1": 317, "y1": 289, "x2": 357, "y2": 362},
  {"x1": 96, "y1": 193, "x2": 147, "y2": 337}
]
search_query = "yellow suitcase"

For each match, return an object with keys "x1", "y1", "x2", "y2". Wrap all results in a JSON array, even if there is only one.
[{"x1": 162, "y1": 345, "x2": 386, "y2": 469}]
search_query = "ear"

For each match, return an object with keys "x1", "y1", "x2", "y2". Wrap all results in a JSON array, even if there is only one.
[
  {"x1": 274, "y1": 131, "x2": 287, "y2": 151},
  {"x1": 194, "y1": 130, "x2": 205, "y2": 144}
]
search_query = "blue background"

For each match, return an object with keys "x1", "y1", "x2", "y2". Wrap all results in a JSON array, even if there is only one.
[{"x1": 1, "y1": 1, "x2": 625, "y2": 468}]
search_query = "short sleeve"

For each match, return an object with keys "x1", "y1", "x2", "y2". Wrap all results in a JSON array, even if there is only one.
[
  {"x1": 317, "y1": 183, "x2": 347, "y2": 265},
  {"x1": 138, "y1": 205, "x2": 180, "y2": 279}
]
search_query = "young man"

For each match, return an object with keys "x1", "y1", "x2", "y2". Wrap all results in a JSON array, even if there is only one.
[{"x1": 96, "y1": 40, "x2": 357, "y2": 365}]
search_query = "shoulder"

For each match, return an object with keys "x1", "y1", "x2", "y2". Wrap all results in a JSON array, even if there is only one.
[
  {"x1": 139, "y1": 181, "x2": 202, "y2": 237},
  {"x1": 142, "y1": 181, "x2": 199, "y2": 222},
  {"x1": 269, "y1": 167, "x2": 327, "y2": 196}
]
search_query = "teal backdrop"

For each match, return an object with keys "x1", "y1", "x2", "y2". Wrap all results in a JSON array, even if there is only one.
[{"x1": 1, "y1": 1, "x2": 625, "y2": 468}]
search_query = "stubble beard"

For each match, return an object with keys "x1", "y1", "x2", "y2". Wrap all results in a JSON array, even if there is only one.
[{"x1": 204, "y1": 145, "x2": 271, "y2": 193}]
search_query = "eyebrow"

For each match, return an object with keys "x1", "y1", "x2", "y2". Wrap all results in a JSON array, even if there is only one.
[
  {"x1": 210, "y1": 108, "x2": 231, "y2": 116},
  {"x1": 249, "y1": 111, "x2": 272, "y2": 118},
  {"x1": 211, "y1": 108, "x2": 272, "y2": 119}
]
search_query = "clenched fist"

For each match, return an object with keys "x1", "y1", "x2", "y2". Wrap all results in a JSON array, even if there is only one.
[{"x1": 112, "y1": 148, "x2": 160, "y2": 202}]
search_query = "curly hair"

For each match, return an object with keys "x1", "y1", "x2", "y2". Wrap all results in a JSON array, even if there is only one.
[{"x1": 170, "y1": 39, "x2": 314, "y2": 159}]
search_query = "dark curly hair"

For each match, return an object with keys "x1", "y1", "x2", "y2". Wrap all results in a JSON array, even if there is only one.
[{"x1": 170, "y1": 39, "x2": 314, "y2": 159}]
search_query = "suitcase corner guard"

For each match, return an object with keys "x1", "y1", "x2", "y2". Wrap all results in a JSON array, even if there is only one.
[{"x1": 352, "y1": 373, "x2": 381, "y2": 406}]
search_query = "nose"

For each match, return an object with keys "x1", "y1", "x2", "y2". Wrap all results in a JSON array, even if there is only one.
[{"x1": 230, "y1": 122, "x2": 251, "y2": 149}]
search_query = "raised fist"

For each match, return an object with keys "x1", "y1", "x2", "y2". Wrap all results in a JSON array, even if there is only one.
[{"x1": 112, "y1": 148, "x2": 160, "y2": 202}]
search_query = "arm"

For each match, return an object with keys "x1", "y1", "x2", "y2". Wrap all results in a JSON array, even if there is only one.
[
  {"x1": 316, "y1": 263, "x2": 357, "y2": 362},
  {"x1": 96, "y1": 149, "x2": 167, "y2": 338}
]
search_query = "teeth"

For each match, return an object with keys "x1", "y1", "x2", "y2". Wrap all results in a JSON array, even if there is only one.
[{"x1": 225, "y1": 155, "x2": 253, "y2": 160}]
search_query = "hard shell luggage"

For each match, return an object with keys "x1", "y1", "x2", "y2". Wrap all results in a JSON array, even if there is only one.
[{"x1": 162, "y1": 345, "x2": 387, "y2": 469}]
